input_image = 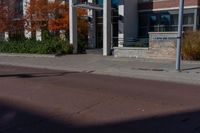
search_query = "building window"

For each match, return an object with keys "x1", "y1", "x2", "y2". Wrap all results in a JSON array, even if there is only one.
[
  {"x1": 183, "y1": 13, "x2": 194, "y2": 31},
  {"x1": 95, "y1": 0, "x2": 120, "y2": 47},
  {"x1": 160, "y1": 13, "x2": 170, "y2": 31},
  {"x1": 14, "y1": 0, "x2": 23, "y2": 18},
  {"x1": 184, "y1": 13, "x2": 194, "y2": 25},
  {"x1": 139, "y1": 13, "x2": 149, "y2": 37},
  {"x1": 139, "y1": 10, "x2": 195, "y2": 37},
  {"x1": 149, "y1": 14, "x2": 158, "y2": 26}
]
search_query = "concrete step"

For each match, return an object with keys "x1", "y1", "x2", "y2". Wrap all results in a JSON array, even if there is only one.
[{"x1": 86, "y1": 49, "x2": 103, "y2": 55}]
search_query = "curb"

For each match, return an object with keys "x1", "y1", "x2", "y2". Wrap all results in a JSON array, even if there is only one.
[
  {"x1": 0, "y1": 53, "x2": 56, "y2": 58},
  {"x1": 0, "y1": 61, "x2": 200, "y2": 86}
]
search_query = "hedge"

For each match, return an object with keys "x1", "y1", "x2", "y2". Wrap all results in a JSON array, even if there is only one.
[{"x1": 0, "y1": 38, "x2": 73, "y2": 55}]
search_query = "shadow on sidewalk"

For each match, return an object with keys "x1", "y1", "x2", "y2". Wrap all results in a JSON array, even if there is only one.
[
  {"x1": 0, "y1": 100, "x2": 200, "y2": 133},
  {"x1": 182, "y1": 67, "x2": 200, "y2": 71}
]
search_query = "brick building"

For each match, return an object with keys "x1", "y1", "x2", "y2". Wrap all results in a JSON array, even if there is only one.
[
  {"x1": 138, "y1": 0, "x2": 199, "y2": 38},
  {"x1": 1, "y1": 0, "x2": 199, "y2": 58},
  {"x1": 111, "y1": 0, "x2": 200, "y2": 58},
  {"x1": 0, "y1": 0, "x2": 24, "y2": 40}
]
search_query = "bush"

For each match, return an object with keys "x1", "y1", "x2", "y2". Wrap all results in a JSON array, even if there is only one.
[
  {"x1": 0, "y1": 38, "x2": 73, "y2": 55},
  {"x1": 182, "y1": 31, "x2": 200, "y2": 60},
  {"x1": 78, "y1": 34, "x2": 87, "y2": 54}
]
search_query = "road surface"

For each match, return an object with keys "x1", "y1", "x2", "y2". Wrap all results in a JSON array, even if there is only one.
[{"x1": 0, "y1": 65, "x2": 200, "y2": 133}]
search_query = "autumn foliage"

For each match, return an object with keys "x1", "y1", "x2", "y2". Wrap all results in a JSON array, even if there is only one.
[
  {"x1": 25, "y1": 0, "x2": 88, "y2": 37},
  {"x1": 0, "y1": 1, "x2": 8, "y2": 32},
  {"x1": 0, "y1": 0, "x2": 24, "y2": 34}
]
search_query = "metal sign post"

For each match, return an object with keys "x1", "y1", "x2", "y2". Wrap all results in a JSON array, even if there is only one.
[{"x1": 176, "y1": 0, "x2": 184, "y2": 71}]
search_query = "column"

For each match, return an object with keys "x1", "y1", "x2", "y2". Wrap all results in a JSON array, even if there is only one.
[
  {"x1": 4, "y1": 32, "x2": 9, "y2": 41},
  {"x1": 69, "y1": 0, "x2": 78, "y2": 53},
  {"x1": 103, "y1": 0, "x2": 111, "y2": 56},
  {"x1": 118, "y1": 4, "x2": 124, "y2": 47},
  {"x1": 36, "y1": 29, "x2": 42, "y2": 41},
  {"x1": 88, "y1": 0, "x2": 96, "y2": 49},
  {"x1": 193, "y1": 9, "x2": 198, "y2": 31},
  {"x1": 23, "y1": 0, "x2": 32, "y2": 39},
  {"x1": 60, "y1": 30, "x2": 66, "y2": 41}
]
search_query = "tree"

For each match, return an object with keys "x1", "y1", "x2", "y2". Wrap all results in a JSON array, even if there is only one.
[
  {"x1": 0, "y1": 0, "x2": 25, "y2": 38},
  {"x1": 77, "y1": 8, "x2": 88, "y2": 37},
  {"x1": 48, "y1": 1, "x2": 69, "y2": 32},
  {"x1": 25, "y1": 0, "x2": 88, "y2": 38},
  {"x1": 0, "y1": 1, "x2": 8, "y2": 32},
  {"x1": 24, "y1": 0, "x2": 50, "y2": 32}
]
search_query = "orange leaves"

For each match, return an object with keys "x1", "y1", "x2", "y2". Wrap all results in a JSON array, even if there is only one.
[
  {"x1": 77, "y1": 8, "x2": 88, "y2": 35},
  {"x1": 25, "y1": 0, "x2": 50, "y2": 31},
  {"x1": 0, "y1": 1, "x2": 10, "y2": 32},
  {"x1": 48, "y1": 2, "x2": 69, "y2": 31},
  {"x1": 0, "y1": 0, "x2": 24, "y2": 33},
  {"x1": 25, "y1": 0, "x2": 88, "y2": 36},
  {"x1": 25, "y1": 0, "x2": 70, "y2": 32},
  {"x1": 0, "y1": 8, "x2": 8, "y2": 32},
  {"x1": 48, "y1": 17, "x2": 69, "y2": 31}
]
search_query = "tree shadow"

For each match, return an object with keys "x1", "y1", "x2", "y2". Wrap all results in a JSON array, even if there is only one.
[
  {"x1": 0, "y1": 100, "x2": 200, "y2": 133},
  {"x1": 0, "y1": 72, "x2": 78, "y2": 79},
  {"x1": 182, "y1": 67, "x2": 200, "y2": 71}
]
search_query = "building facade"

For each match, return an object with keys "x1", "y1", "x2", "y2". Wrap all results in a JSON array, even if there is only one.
[
  {"x1": 87, "y1": 0, "x2": 199, "y2": 48},
  {"x1": 83, "y1": 0, "x2": 200, "y2": 58},
  {"x1": 0, "y1": 0, "x2": 66, "y2": 40},
  {"x1": 138, "y1": 0, "x2": 199, "y2": 38},
  {"x1": 1, "y1": 0, "x2": 200, "y2": 58},
  {"x1": 113, "y1": 0, "x2": 200, "y2": 58},
  {"x1": 0, "y1": 0, "x2": 24, "y2": 40}
]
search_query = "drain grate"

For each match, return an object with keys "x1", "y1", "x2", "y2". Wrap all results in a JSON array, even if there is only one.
[{"x1": 132, "y1": 67, "x2": 165, "y2": 72}]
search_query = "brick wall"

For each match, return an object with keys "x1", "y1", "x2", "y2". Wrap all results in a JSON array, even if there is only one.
[
  {"x1": 138, "y1": 0, "x2": 199, "y2": 11},
  {"x1": 113, "y1": 32, "x2": 177, "y2": 59}
]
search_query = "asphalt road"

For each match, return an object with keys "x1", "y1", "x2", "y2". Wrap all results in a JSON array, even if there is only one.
[{"x1": 0, "y1": 65, "x2": 200, "y2": 133}]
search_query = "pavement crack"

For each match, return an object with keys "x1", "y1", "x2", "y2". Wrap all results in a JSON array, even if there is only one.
[{"x1": 67, "y1": 97, "x2": 115, "y2": 118}]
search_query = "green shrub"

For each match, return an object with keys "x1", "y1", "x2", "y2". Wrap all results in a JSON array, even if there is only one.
[
  {"x1": 0, "y1": 38, "x2": 73, "y2": 55},
  {"x1": 78, "y1": 34, "x2": 87, "y2": 54},
  {"x1": 182, "y1": 31, "x2": 200, "y2": 60},
  {"x1": 0, "y1": 30, "x2": 87, "y2": 54}
]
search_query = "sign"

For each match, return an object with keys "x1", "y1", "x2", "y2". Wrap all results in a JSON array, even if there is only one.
[{"x1": 149, "y1": 32, "x2": 178, "y2": 41}]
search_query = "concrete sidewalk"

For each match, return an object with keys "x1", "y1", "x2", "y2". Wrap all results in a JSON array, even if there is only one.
[{"x1": 0, "y1": 53, "x2": 200, "y2": 85}]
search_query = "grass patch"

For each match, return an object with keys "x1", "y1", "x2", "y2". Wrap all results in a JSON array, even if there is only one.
[{"x1": 182, "y1": 31, "x2": 200, "y2": 60}]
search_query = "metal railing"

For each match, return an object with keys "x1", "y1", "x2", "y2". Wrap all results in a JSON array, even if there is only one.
[{"x1": 112, "y1": 37, "x2": 149, "y2": 48}]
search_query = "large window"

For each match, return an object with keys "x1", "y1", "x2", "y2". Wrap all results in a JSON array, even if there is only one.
[
  {"x1": 95, "y1": 0, "x2": 120, "y2": 47},
  {"x1": 183, "y1": 13, "x2": 194, "y2": 31},
  {"x1": 160, "y1": 13, "x2": 171, "y2": 31},
  {"x1": 13, "y1": 0, "x2": 23, "y2": 19},
  {"x1": 171, "y1": 14, "x2": 178, "y2": 31},
  {"x1": 149, "y1": 14, "x2": 159, "y2": 32},
  {"x1": 139, "y1": 10, "x2": 195, "y2": 37}
]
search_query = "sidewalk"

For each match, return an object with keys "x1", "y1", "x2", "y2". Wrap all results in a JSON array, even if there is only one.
[{"x1": 0, "y1": 53, "x2": 200, "y2": 85}]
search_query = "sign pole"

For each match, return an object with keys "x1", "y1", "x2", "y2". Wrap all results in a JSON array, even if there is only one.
[{"x1": 176, "y1": 0, "x2": 184, "y2": 71}]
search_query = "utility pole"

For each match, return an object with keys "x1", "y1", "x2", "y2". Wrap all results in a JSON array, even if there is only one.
[
  {"x1": 176, "y1": 0, "x2": 184, "y2": 71},
  {"x1": 69, "y1": 0, "x2": 78, "y2": 54}
]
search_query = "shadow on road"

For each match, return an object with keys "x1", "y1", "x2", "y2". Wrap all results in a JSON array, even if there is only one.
[
  {"x1": 0, "y1": 100, "x2": 200, "y2": 133},
  {"x1": 0, "y1": 72, "x2": 78, "y2": 78}
]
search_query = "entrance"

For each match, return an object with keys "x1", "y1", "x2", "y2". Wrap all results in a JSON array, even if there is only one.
[{"x1": 69, "y1": 0, "x2": 112, "y2": 56}]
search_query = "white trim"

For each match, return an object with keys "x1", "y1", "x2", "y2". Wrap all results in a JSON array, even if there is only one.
[{"x1": 138, "y1": 5, "x2": 199, "y2": 12}]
